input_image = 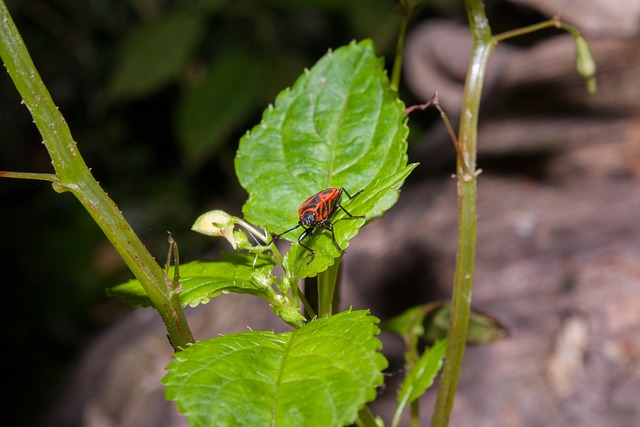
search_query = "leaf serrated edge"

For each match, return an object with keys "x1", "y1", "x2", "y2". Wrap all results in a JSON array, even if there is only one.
[{"x1": 163, "y1": 310, "x2": 387, "y2": 427}]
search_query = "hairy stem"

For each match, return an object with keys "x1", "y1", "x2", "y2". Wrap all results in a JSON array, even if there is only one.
[{"x1": 0, "y1": 1, "x2": 194, "y2": 349}]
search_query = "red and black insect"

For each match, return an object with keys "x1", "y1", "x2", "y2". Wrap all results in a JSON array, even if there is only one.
[{"x1": 272, "y1": 188, "x2": 364, "y2": 264}]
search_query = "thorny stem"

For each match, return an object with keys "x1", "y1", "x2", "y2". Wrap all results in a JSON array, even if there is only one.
[{"x1": 0, "y1": 1, "x2": 194, "y2": 349}]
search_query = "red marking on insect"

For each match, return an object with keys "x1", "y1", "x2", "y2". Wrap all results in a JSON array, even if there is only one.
[{"x1": 271, "y1": 188, "x2": 364, "y2": 264}]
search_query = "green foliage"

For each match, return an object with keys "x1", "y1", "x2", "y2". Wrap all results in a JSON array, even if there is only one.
[
  {"x1": 163, "y1": 310, "x2": 387, "y2": 427},
  {"x1": 399, "y1": 339, "x2": 447, "y2": 405},
  {"x1": 102, "y1": 24, "x2": 429, "y2": 425},
  {"x1": 107, "y1": 253, "x2": 277, "y2": 308},
  {"x1": 392, "y1": 339, "x2": 447, "y2": 426},
  {"x1": 108, "y1": 11, "x2": 207, "y2": 100},
  {"x1": 422, "y1": 302, "x2": 508, "y2": 344},
  {"x1": 235, "y1": 39, "x2": 409, "y2": 235},
  {"x1": 109, "y1": 37, "x2": 419, "y2": 346},
  {"x1": 124, "y1": 38, "x2": 413, "y2": 425},
  {"x1": 101, "y1": 0, "x2": 401, "y2": 168},
  {"x1": 383, "y1": 301, "x2": 508, "y2": 347},
  {"x1": 175, "y1": 50, "x2": 261, "y2": 164}
]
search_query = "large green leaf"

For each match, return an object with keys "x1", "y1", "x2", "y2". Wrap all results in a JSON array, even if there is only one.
[
  {"x1": 107, "y1": 253, "x2": 276, "y2": 307},
  {"x1": 235, "y1": 39, "x2": 409, "y2": 235},
  {"x1": 108, "y1": 12, "x2": 206, "y2": 100},
  {"x1": 163, "y1": 310, "x2": 387, "y2": 427}
]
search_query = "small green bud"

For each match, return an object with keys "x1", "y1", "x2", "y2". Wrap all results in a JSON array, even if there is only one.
[
  {"x1": 574, "y1": 35, "x2": 597, "y2": 93},
  {"x1": 272, "y1": 305, "x2": 306, "y2": 326},
  {"x1": 191, "y1": 210, "x2": 238, "y2": 248}
]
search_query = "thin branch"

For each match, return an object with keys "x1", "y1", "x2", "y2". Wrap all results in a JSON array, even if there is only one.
[
  {"x1": 0, "y1": 171, "x2": 58, "y2": 182},
  {"x1": 404, "y1": 93, "x2": 472, "y2": 177}
]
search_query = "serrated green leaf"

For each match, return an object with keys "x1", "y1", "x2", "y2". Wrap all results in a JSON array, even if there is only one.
[
  {"x1": 383, "y1": 301, "x2": 509, "y2": 346},
  {"x1": 381, "y1": 305, "x2": 427, "y2": 338},
  {"x1": 163, "y1": 310, "x2": 388, "y2": 427},
  {"x1": 107, "y1": 253, "x2": 276, "y2": 308},
  {"x1": 176, "y1": 51, "x2": 261, "y2": 163},
  {"x1": 423, "y1": 302, "x2": 509, "y2": 345},
  {"x1": 235, "y1": 39, "x2": 409, "y2": 236},
  {"x1": 284, "y1": 163, "x2": 418, "y2": 278},
  {"x1": 392, "y1": 339, "x2": 447, "y2": 426},
  {"x1": 108, "y1": 12, "x2": 205, "y2": 100}
]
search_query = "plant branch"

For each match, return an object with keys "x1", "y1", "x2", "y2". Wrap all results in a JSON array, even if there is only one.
[
  {"x1": 404, "y1": 93, "x2": 471, "y2": 177},
  {"x1": 431, "y1": 0, "x2": 493, "y2": 425},
  {"x1": 0, "y1": 170, "x2": 58, "y2": 182},
  {"x1": 493, "y1": 17, "x2": 597, "y2": 93},
  {"x1": 492, "y1": 16, "x2": 582, "y2": 44},
  {"x1": 0, "y1": 1, "x2": 194, "y2": 349},
  {"x1": 391, "y1": 0, "x2": 423, "y2": 91},
  {"x1": 492, "y1": 17, "x2": 560, "y2": 43},
  {"x1": 391, "y1": 12, "x2": 409, "y2": 92}
]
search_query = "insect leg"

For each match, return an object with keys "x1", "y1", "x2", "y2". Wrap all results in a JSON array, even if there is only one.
[
  {"x1": 297, "y1": 226, "x2": 317, "y2": 264},
  {"x1": 267, "y1": 223, "x2": 301, "y2": 245},
  {"x1": 326, "y1": 222, "x2": 342, "y2": 252},
  {"x1": 341, "y1": 188, "x2": 363, "y2": 199},
  {"x1": 336, "y1": 204, "x2": 364, "y2": 219}
]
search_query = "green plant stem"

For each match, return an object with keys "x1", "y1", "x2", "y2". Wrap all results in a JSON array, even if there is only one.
[
  {"x1": 428, "y1": 8, "x2": 593, "y2": 426},
  {"x1": 492, "y1": 18, "x2": 559, "y2": 43},
  {"x1": 298, "y1": 286, "x2": 317, "y2": 319},
  {"x1": 356, "y1": 405, "x2": 379, "y2": 427},
  {"x1": 391, "y1": 12, "x2": 409, "y2": 91},
  {"x1": 0, "y1": 171, "x2": 58, "y2": 181},
  {"x1": 431, "y1": 0, "x2": 493, "y2": 425},
  {"x1": 411, "y1": 400, "x2": 420, "y2": 427},
  {"x1": 492, "y1": 17, "x2": 582, "y2": 43},
  {"x1": 0, "y1": 1, "x2": 194, "y2": 349},
  {"x1": 317, "y1": 258, "x2": 341, "y2": 317}
]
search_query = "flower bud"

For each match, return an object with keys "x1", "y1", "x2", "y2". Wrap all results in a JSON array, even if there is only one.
[
  {"x1": 575, "y1": 35, "x2": 597, "y2": 94},
  {"x1": 192, "y1": 210, "x2": 238, "y2": 248}
]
